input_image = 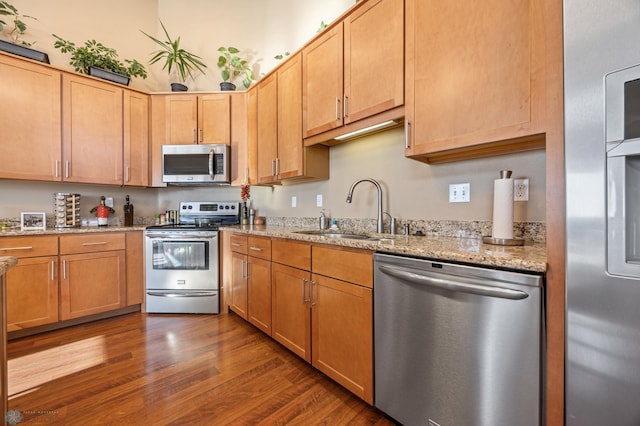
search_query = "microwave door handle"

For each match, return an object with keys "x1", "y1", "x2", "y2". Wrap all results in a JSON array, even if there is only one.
[{"x1": 209, "y1": 149, "x2": 215, "y2": 178}]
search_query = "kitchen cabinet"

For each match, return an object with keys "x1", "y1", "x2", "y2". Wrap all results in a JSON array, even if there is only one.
[
  {"x1": 59, "y1": 233, "x2": 126, "y2": 320},
  {"x1": 302, "y1": 0, "x2": 404, "y2": 142},
  {"x1": 229, "y1": 234, "x2": 272, "y2": 334},
  {"x1": 271, "y1": 239, "x2": 312, "y2": 361},
  {"x1": 230, "y1": 234, "x2": 249, "y2": 319},
  {"x1": 62, "y1": 73, "x2": 124, "y2": 185},
  {"x1": 310, "y1": 244, "x2": 373, "y2": 404},
  {"x1": 404, "y1": 0, "x2": 547, "y2": 162},
  {"x1": 256, "y1": 53, "x2": 329, "y2": 184},
  {"x1": 0, "y1": 52, "x2": 61, "y2": 182},
  {"x1": 125, "y1": 231, "x2": 144, "y2": 306},
  {"x1": 0, "y1": 236, "x2": 59, "y2": 332},
  {"x1": 123, "y1": 90, "x2": 149, "y2": 187}
]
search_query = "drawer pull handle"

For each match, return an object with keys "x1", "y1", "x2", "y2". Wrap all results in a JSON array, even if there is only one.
[
  {"x1": 82, "y1": 241, "x2": 108, "y2": 246},
  {"x1": 0, "y1": 246, "x2": 33, "y2": 251},
  {"x1": 249, "y1": 247, "x2": 263, "y2": 252},
  {"x1": 231, "y1": 243, "x2": 242, "y2": 247}
]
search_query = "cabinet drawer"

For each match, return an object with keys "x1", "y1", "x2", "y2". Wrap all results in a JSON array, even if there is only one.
[
  {"x1": 247, "y1": 236, "x2": 271, "y2": 260},
  {"x1": 0, "y1": 236, "x2": 58, "y2": 258},
  {"x1": 272, "y1": 238, "x2": 311, "y2": 270},
  {"x1": 312, "y1": 245, "x2": 373, "y2": 288},
  {"x1": 230, "y1": 234, "x2": 248, "y2": 254},
  {"x1": 60, "y1": 233, "x2": 125, "y2": 254}
]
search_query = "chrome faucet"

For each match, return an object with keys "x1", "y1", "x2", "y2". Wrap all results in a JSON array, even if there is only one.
[{"x1": 346, "y1": 178, "x2": 384, "y2": 233}]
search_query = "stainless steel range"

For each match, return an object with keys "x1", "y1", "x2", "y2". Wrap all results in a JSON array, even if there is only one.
[{"x1": 144, "y1": 201, "x2": 239, "y2": 314}]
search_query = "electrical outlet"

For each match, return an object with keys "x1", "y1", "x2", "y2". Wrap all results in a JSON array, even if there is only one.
[
  {"x1": 105, "y1": 197, "x2": 114, "y2": 208},
  {"x1": 291, "y1": 196, "x2": 297, "y2": 208},
  {"x1": 514, "y1": 178, "x2": 529, "y2": 201},
  {"x1": 449, "y1": 183, "x2": 470, "y2": 203},
  {"x1": 316, "y1": 194, "x2": 323, "y2": 207}
]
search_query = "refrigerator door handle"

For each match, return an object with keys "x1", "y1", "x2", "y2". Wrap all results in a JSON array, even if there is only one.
[
  {"x1": 378, "y1": 265, "x2": 529, "y2": 300},
  {"x1": 146, "y1": 291, "x2": 217, "y2": 298}
]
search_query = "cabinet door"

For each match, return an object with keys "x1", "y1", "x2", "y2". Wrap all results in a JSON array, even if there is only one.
[
  {"x1": 303, "y1": 24, "x2": 344, "y2": 138},
  {"x1": 165, "y1": 95, "x2": 198, "y2": 144},
  {"x1": 62, "y1": 74, "x2": 123, "y2": 185},
  {"x1": 277, "y1": 53, "x2": 304, "y2": 181},
  {"x1": 405, "y1": 0, "x2": 544, "y2": 158},
  {"x1": 271, "y1": 263, "x2": 311, "y2": 362},
  {"x1": 256, "y1": 73, "x2": 278, "y2": 183},
  {"x1": 231, "y1": 251, "x2": 248, "y2": 319},
  {"x1": 199, "y1": 94, "x2": 231, "y2": 144},
  {"x1": 248, "y1": 256, "x2": 272, "y2": 335},
  {"x1": 311, "y1": 273, "x2": 373, "y2": 404},
  {"x1": 123, "y1": 90, "x2": 149, "y2": 187},
  {"x1": 60, "y1": 250, "x2": 126, "y2": 320},
  {"x1": 0, "y1": 54, "x2": 61, "y2": 182},
  {"x1": 344, "y1": 0, "x2": 404, "y2": 124},
  {"x1": 6, "y1": 256, "x2": 58, "y2": 331},
  {"x1": 125, "y1": 232, "x2": 144, "y2": 306}
]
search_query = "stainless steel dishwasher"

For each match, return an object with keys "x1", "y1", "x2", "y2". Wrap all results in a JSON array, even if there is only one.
[{"x1": 374, "y1": 252, "x2": 543, "y2": 426}]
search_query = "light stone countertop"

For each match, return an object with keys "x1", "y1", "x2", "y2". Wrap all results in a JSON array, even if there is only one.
[
  {"x1": 0, "y1": 256, "x2": 17, "y2": 275},
  {"x1": 0, "y1": 225, "x2": 147, "y2": 237},
  {"x1": 223, "y1": 225, "x2": 547, "y2": 273}
]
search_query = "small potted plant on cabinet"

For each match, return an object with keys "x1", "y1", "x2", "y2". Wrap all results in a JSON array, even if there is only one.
[
  {"x1": 141, "y1": 20, "x2": 207, "y2": 92},
  {"x1": 52, "y1": 35, "x2": 147, "y2": 85},
  {"x1": 217, "y1": 46, "x2": 253, "y2": 91},
  {"x1": 0, "y1": 1, "x2": 49, "y2": 63}
]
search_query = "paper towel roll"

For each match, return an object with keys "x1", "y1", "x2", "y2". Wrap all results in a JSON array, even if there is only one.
[{"x1": 492, "y1": 178, "x2": 514, "y2": 239}]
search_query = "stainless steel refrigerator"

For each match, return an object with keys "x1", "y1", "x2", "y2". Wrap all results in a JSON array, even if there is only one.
[{"x1": 565, "y1": 1, "x2": 640, "y2": 424}]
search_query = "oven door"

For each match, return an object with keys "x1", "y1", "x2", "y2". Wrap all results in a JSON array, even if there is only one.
[{"x1": 145, "y1": 231, "x2": 219, "y2": 291}]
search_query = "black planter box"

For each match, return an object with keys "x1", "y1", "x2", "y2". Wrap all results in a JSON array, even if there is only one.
[
  {"x1": 88, "y1": 66, "x2": 130, "y2": 86},
  {"x1": 0, "y1": 39, "x2": 49, "y2": 63}
]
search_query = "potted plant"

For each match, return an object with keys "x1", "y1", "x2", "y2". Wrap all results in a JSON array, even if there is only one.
[
  {"x1": 141, "y1": 21, "x2": 207, "y2": 92},
  {"x1": 217, "y1": 46, "x2": 253, "y2": 91},
  {"x1": 0, "y1": 1, "x2": 49, "y2": 63},
  {"x1": 52, "y1": 35, "x2": 147, "y2": 85}
]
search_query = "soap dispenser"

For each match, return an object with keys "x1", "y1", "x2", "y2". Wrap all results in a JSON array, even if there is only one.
[{"x1": 319, "y1": 209, "x2": 328, "y2": 229}]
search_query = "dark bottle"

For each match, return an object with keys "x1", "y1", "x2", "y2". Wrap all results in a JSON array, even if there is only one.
[{"x1": 124, "y1": 195, "x2": 134, "y2": 226}]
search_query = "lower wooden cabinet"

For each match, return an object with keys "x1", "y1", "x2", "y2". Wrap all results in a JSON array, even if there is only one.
[
  {"x1": 247, "y1": 256, "x2": 272, "y2": 335},
  {"x1": 311, "y1": 272, "x2": 373, "y2": 404},
  {"x1": 60, "y1": 250, "x2": 126, "y2": 320},
  {"x1": 231, "y1": 250, "x2": 249, "y2": 319},
  {"x1": 0, "y1": 235, "x2": 59, "y2": 332},
  {"x1": 6, "y1": 256, "x2": 59, "y2": 331},
  {"x1": 125, "y1": 231, "x2": 144, "y2": 306}
]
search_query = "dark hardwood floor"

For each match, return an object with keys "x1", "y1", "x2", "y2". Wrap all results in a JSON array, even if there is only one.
[{"x1": 7, "y1": 312, "x2": 394, "y2": 425}]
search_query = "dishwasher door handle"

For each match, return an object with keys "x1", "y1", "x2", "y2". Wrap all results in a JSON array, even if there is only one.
[{"x1": 378, "y1": 265, "x2": 529, "y2": 300}]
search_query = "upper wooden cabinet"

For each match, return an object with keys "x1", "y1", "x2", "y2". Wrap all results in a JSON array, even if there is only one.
[
  {"x1": 302, "y1": 0, "x2": 404, "y2": 142},
  {"x1": 405, "y1": 0, "x2": 547, "y2": 162},
  {"x1": 0, "y1": 53, "x2": 62, "y2": 182},
  {"x1": 62, "y1": 73, "x2": 124, "y2": 185},
  {"x1": 123, "y1": 90, "x2": 150, "y2": 187},
  {"x1": 161, "y1": 94, "x2": 231, "y2": 145},
  {"x1": 256, "y1": 53, "x2": 329, "y2": 184}
]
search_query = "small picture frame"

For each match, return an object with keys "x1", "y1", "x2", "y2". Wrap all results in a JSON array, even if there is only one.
[{"x1": 21, "y1": 212, "x2": 46, "y2": 231}]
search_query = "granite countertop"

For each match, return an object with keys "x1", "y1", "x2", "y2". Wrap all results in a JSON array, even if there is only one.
[
  {"x1": 223, "y1": 225, "x2": 547, "y2": 273},
  {"x1": 0, "y1": 256, "x2": 17, "y2": 275},
  {"x1": 0, "y1": 225, "x2": 147, "y2": 237}
]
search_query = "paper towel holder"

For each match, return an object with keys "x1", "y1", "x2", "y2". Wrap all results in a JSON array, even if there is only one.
[{"x1": 482, "y1": 169, "x2": 524, "y2": 246}]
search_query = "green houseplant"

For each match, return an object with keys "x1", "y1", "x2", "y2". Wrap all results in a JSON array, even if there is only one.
[
  {"x1": 141, "y1": 20, "x2": 207, "y2": 92},
  {"x1": 0, "y1": 1, "x2": 49, "y2": 63},
  {"x1": 52, "y1": 35, "x2": 147, "y2": 85},
  {"x1": 217, "y1": 46, "x2": 253, "y2": 90}
]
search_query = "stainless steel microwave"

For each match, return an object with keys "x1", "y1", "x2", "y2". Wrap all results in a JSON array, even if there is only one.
[{"x1": 162, "y1": 144, "x2": 231, "y2": 185}]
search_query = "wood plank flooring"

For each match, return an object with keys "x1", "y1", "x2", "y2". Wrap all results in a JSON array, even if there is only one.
[{"x1": 7, "y1": 312, "x2": 395, "y2": 425}]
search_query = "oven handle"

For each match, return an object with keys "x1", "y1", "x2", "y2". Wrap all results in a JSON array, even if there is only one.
[
  {"x1": 145, "y1": 233, "x2": 218, "y2": 239},
  {"x1": 147, "y1": 291, "x2": 218, "y2": 298}
]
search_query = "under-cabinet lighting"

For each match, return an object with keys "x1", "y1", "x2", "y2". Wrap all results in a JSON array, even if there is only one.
[{"x1": 333, "y1": 120, "x2": 399, "y2": 141}]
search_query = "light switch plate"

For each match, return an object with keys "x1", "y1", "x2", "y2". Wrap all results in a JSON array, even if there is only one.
[
  {"x1": 449, "y1": 183, "x2": 470, "y2": 202},
  {"x1": 316, "y1": 194, "x2": 323, "y2": 207},
  {"x1": 105, "y1": 197, "x2": 114, "y2": 208},
  {"x1": 291, "y1": 196, "x2": 297, "y2": 208}
]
